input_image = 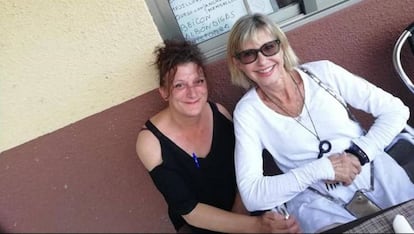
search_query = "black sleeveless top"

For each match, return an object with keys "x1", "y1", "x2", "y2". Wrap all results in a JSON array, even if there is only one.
[{"x1": 145, "y1": 101, "x2": 236, "y2": 233}]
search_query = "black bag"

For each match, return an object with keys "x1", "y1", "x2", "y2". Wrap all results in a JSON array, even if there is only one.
[{"x1": 385, "y1": 126, "x2": 414, "y2": 183}]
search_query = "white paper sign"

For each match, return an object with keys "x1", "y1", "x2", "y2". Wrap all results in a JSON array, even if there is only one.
[
  {"x1": 170, "y1": 0, "x2": 248, "y2": 43},
  {"x1": 246, "y1": 0, "x2": 276, "y2": 14}
]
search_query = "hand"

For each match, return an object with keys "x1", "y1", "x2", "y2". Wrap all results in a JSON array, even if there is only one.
[
  {"x1": 259, "y1": 211, "x2": 302, "y2": 233},
  {"x1": 328, "y1": 152, "x2": 362, "y2": 186}
]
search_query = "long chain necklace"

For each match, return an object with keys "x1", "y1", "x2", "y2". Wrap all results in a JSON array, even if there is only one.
[{"x1": 263, "y1": 72, "x2": 332, "y2": 159}]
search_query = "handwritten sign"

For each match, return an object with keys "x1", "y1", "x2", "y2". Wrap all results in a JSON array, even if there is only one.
[
  {"x1": 246, "y1": 0, "x2": 276, "y2": 14},
  {"x1": 170, "y1": 0, "x2": 248, "y2": 44}
]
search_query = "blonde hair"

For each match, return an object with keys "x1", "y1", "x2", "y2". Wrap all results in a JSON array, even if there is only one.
[{"x1": 226, "y1": 13, "x2": 300, "y2": 89}]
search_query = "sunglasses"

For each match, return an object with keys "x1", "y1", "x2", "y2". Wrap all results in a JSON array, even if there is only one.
[{"x1": 235, "y1": 39, "x2": 281, "y2": 64}]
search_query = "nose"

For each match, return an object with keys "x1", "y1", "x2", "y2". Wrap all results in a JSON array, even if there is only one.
[
  {"x1": 186, "y1": 85, "x2": 197, "y2": 97},
  {"x1": 256, "y1": 51, "x2": 267, "y2": 64}
]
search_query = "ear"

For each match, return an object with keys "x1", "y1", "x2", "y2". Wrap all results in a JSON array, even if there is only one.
[{"x1": 158, "y1": 87, "x2": 169, "y2": 101}]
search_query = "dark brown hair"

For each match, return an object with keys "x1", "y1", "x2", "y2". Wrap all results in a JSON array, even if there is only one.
[{"x1": 153, "y1": 40, "x2": 205, "y2": 91}]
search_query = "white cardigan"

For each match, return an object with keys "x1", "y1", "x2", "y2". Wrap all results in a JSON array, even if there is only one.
[{"x1": 233, "y1": 60, "x2": 414, "y2": 232}]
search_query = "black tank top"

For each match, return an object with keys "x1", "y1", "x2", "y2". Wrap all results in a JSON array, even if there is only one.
[{"x1": 145, "y1": 101, "x2": 236, "y2": 233}]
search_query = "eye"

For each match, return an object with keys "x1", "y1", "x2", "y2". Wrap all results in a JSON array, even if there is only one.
[
  {"x1": 240, "y1": 50, "x2": 256, "y2": 59},
  {"x1": 173, "y1": 83, "x2": 185, "y2": 90},
  {"x1": 262, "y1": 41, "x2": 279, "y2": 55},
  {"x1": 264, "y1": 43, "x2": 276, "y2": 50},
  {"x1": 195, "y1": 78, "x2": 205, "y2": 85}
]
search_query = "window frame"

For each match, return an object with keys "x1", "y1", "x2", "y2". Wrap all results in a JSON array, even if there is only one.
[{"x1": 145, "y1": 0, "x2": 361, "y2": 62}]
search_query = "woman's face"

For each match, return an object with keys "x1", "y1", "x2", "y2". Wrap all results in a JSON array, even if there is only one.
[
  {"x1": 160, "y1": 62, "x2": 208, "y2": 117},
  {"x1": 233, "y1": 30, "x2": 285, "y2": 88}
]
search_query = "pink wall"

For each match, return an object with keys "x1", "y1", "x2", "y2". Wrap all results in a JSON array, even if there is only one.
[
  {"x1": 288, "y1": 1, "x2": 414, "y2": 126},
  {"x1": 0, "y1": 0, "x2": 412, "y2": 232}
]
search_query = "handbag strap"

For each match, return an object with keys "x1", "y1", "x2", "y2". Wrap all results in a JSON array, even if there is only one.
[
  {"x1": 297, "y1": 66, "x2": 375, "y2": 200},
  {"x1": 298, "y1": 66, "x2": 362, "y2": 126}
]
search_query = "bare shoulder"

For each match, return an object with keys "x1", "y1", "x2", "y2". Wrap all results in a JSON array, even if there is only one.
[
  {"x1": 215, "y1": 102, "x2": 233, "y2": 121},
  {"x1": 136, "y1": 127, "x2": 162, "y2": 171}
]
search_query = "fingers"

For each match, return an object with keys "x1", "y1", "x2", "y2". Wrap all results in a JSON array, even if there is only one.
[
  {"x1": 328, "y1": 153, "x2": 362, "y2": 185},
  {"x1": 263, "y1": 210, "x2": 285, "y2": 220},
  {"x1": 261, "y1": 212, "x2": 302, "y2": 233},
  {"x1": 347, "y1": 153, "x2": 362, "y2": 174},
  {"x1": 260, "y1": 212, "x2": 287, "y2": 233},
  {"x1": 286, "y1": 217, "x2": 302, "y2": 233},
  {"x1": 344, "y1": 153, "x2": 361, "y2": 185},
  {"x1": 283, "y1": 216, "x2": 302, "y2": 234}
]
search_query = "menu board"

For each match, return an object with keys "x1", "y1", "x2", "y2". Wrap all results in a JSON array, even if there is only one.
[{"x1": 170, "y1": 0, "x2": 275, "y2": 44}]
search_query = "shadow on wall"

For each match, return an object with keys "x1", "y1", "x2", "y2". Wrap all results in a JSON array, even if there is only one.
[{"x1": 0, "y1": 92, "x2": 175, "y2": 233}]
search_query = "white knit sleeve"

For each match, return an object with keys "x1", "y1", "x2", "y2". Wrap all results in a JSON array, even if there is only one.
[
  {"x1": 233, "y1": 98, "x2": 335, "y2": 212},
  {"x1": 323, "y1": 61, "x2": 410, "y2": 160}
]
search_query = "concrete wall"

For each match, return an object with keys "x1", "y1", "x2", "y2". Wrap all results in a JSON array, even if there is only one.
[
  {"x1": 0, "y1": 0, "x2": 413, "y2": 232},
  {"x1": 0, "y1": 0, "x2": 162, "y2": 153}
]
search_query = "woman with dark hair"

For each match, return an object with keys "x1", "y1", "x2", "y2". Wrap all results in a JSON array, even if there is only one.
[{"x1": 136, "y1": 40, "x2": 301, "y2": 233}]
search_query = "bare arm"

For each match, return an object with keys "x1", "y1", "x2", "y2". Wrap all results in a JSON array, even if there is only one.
[
  {"x1": 137, "y1": 125, "x2": 301, "y2": 233},
  {"x1": 183, "y1": 203, "x2": 301, "y2": 233},
  {"x1": 136, "y1": 128, "x2": 163, "y2": 171}
]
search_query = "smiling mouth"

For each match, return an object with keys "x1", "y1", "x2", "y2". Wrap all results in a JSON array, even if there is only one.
[
  {"x1": 185, "y1": 99, "x2": 200, "y2": 105},
  {"x1": 257, "y1": 65, "x2": 275, "y2": 74}
]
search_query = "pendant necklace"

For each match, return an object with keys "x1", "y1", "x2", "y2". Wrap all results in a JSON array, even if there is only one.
[{"x1": 263, "y1": 72, "x2": 332, "y2": 159}]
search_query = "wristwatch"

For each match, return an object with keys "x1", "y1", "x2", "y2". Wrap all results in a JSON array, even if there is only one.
[{"x1": 345, "y1": 143, "x2": 369, "y2": 166}]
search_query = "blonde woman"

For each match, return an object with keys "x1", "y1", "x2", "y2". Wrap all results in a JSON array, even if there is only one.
[{"x1": 227, "y1": 13, "x2": 414, "y2": 233}]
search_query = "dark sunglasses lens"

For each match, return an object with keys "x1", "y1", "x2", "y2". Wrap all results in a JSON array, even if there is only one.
[
  {"x1": 237, "y1": 40, "x2": 280, "y2": 64},
  {"x1": 262, "y1": 41, "x2": 279, "y2": 56},
  {"x1": 239, "y1": 50, "x2": 257, "y2": 64}
]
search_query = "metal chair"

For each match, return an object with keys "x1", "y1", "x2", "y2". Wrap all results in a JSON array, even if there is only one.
[{"x1": 388, "y1": 22, "x2": 414, "y2": 183}]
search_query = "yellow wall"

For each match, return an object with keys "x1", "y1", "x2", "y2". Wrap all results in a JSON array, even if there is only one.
[{"x1": 0, "y1": 0, "x2": 162, "y2": 153}]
